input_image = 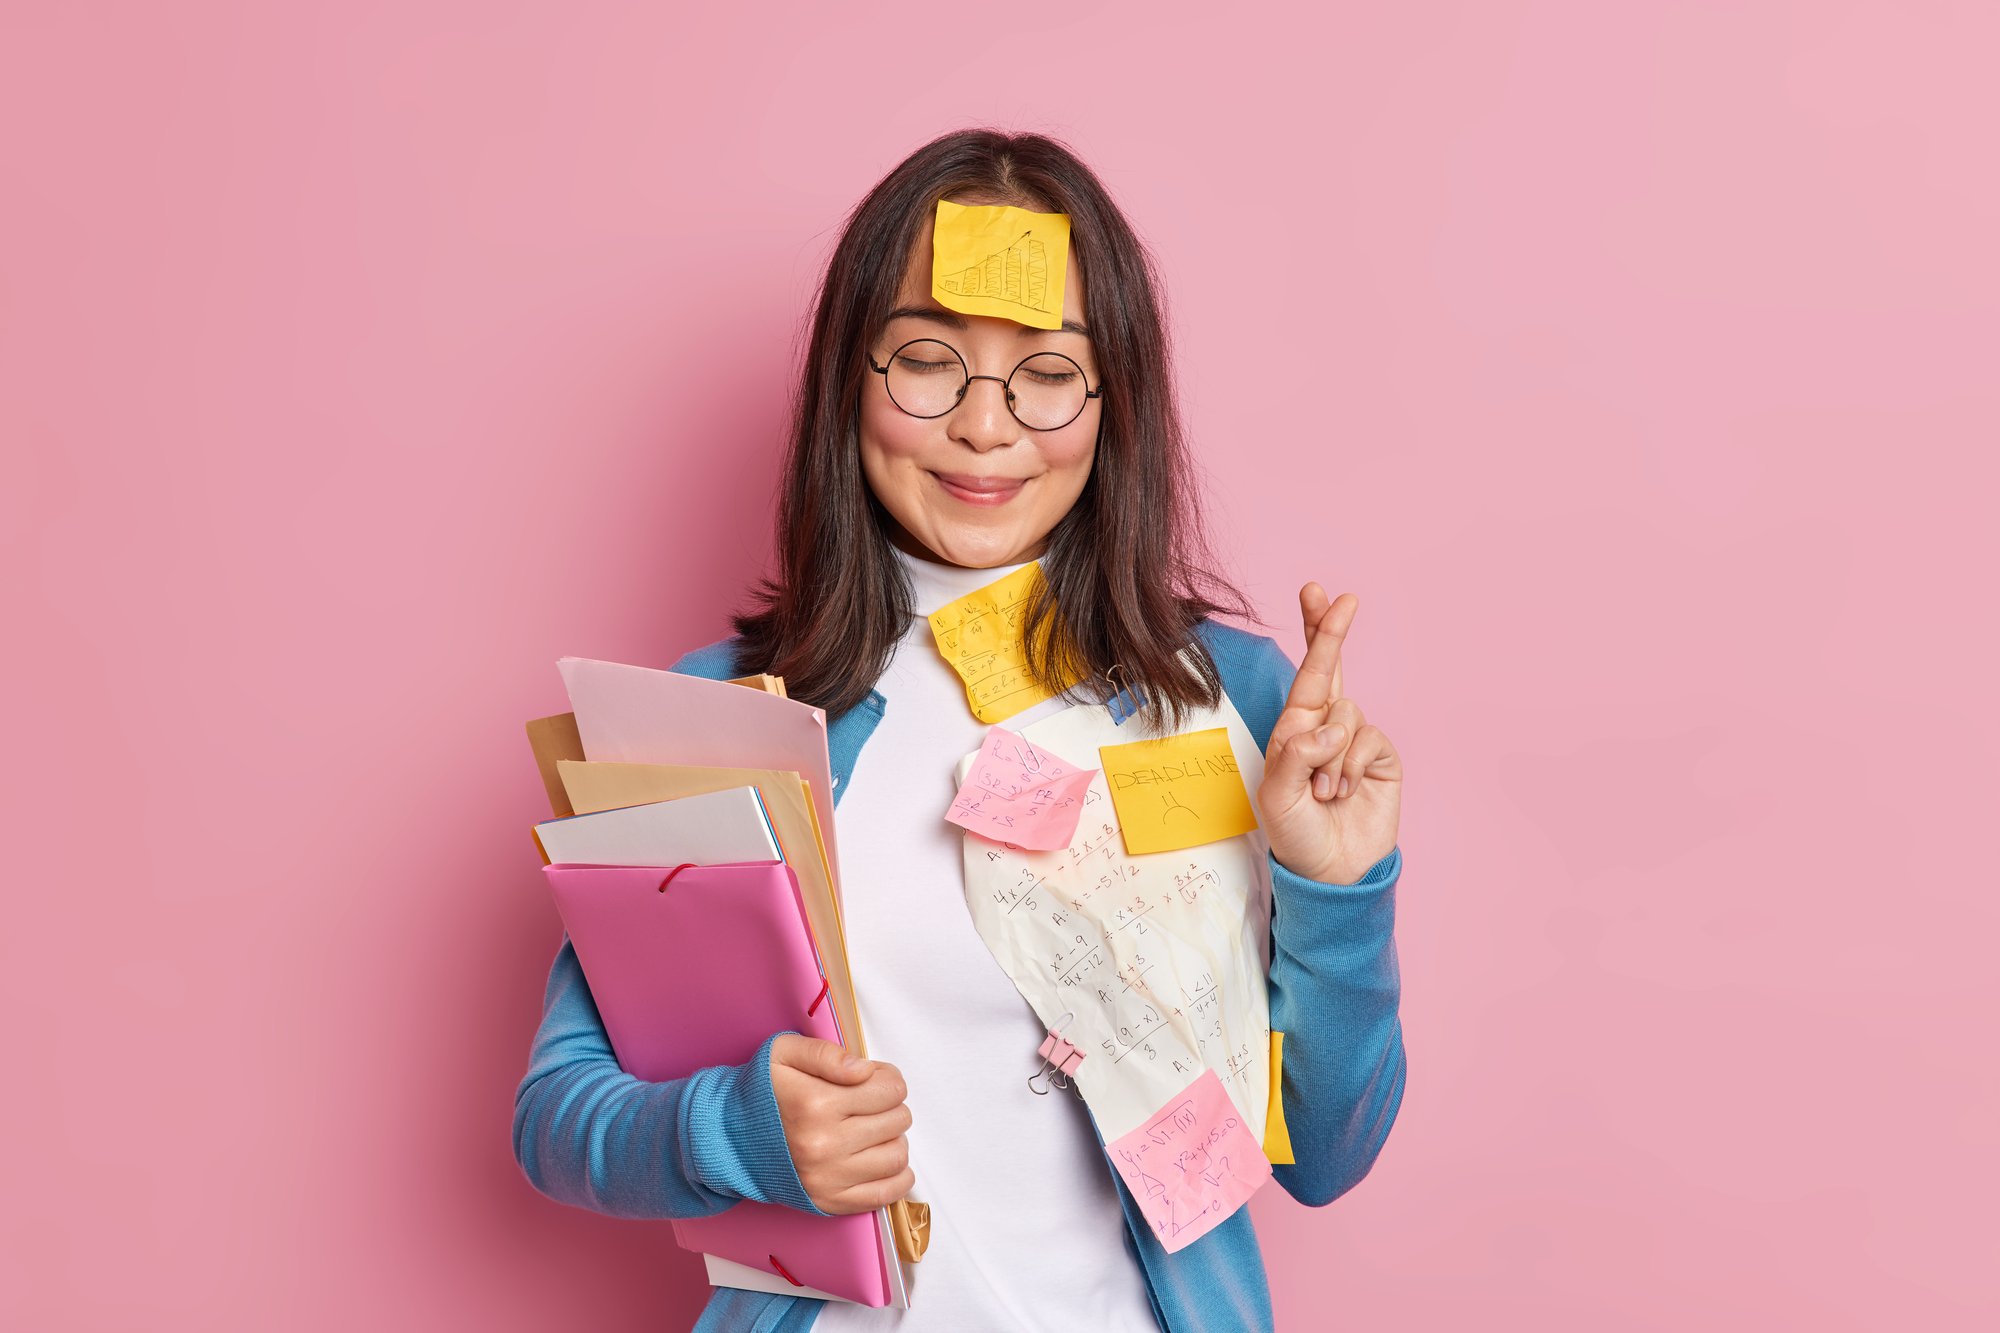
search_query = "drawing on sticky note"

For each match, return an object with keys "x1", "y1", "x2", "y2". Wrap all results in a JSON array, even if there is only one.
[
  {"x1": 927, "y1": 563, "x2": 1079, "y2": 723},
  {"x1": 937, "y1": 229, "x2": 1052, "y2": 314},
  {"x1": 1098, "y1": 727, "x2": 1261, "y2": 855}
]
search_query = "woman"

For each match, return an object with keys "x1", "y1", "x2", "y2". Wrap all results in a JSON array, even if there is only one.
[{"x1": 514, "y1": 129, "x2": 1406, "y2": 1332}]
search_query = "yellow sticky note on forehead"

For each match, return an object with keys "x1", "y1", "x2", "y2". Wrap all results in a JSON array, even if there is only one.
[
  {"x1": 1097, "y1": 727, "x2": 1261, "y2": 856},
  {"x1": 931, "y1": 199, "x2": 1071, "y2": 330},
  {"x1": 928, "y1": 562, "x2": 1077, "y2": 723}
]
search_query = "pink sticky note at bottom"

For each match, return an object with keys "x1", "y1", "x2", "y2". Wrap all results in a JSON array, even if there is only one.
[{"x1": 1105, "y1": 1068, "x2": 1272, "y2": 1254}]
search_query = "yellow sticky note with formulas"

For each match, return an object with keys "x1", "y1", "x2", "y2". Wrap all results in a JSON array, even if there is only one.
[
  {"x1": 928, "y1": 562, "x2": 1077, "y2": 724},
  {"x1": 1097, "y1": 726, "x2": 1260, "y2": 856}
]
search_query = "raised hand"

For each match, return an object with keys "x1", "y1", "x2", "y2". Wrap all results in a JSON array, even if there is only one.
[
  {"x1": 769, "y1": 1035, "x2": 916, "y2": 1215},
  {"x1": 1257, "y1": 584, "x2": 1403, "y2": 885}
]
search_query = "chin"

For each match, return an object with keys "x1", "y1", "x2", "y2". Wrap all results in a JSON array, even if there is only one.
[{"x1": 925, "y1": 528, "x2": 1036, "y2": 569}]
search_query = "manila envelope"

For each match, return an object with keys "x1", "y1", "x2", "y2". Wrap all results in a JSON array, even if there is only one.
[{"x1": 525, "y1": 711, "x2": 586, "y2": 818}]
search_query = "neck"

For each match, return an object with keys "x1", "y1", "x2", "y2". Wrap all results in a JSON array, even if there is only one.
[{"x1": 890, "y1": 541, "x2": 1036, "y2": 617}]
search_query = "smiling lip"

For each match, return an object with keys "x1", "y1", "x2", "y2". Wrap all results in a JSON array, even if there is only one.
[{"x1": 934, "y1": 472, "x2": 1028, "y2": 505}]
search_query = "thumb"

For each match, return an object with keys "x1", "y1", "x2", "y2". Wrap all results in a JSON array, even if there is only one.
[
  {"x1": 1267, "y1": 722, "x2": 1347, "y2": 798},
  {"x1": 772, "y1": 1033, "x2": 871, "y2": 1085}
]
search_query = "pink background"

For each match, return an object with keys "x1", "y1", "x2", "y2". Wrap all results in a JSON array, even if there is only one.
[{"x1": 3, "y1": 2, "x2": 1993, "y2": 1328}]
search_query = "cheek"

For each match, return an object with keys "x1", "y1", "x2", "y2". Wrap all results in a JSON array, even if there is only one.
[
  {"x1": 859, "y1": 392, "x2": 934, "y2": 465},
  {"x1": 857, "y1": 394, "x2": 940, "y2": 518},
  {"x1": 1037, "y1": 417, "x2": 1099, "y2": 491}
]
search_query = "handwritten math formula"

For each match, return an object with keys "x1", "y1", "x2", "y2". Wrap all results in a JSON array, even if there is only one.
[
  {"x1": 946, "y1": 725, "x2": 1095, "y2": 851},
  {"x1": 1104, "y1": 1067, "x2": 1272, "y2": 1252},
  {"x1": 927, "y1": 563, "x2": 1077, "y2": 724}
]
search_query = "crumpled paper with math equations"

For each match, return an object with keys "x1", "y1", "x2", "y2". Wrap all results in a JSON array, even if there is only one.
[{"x1": 952, "y1": 680, "x2": 1276, "y2": 1249}]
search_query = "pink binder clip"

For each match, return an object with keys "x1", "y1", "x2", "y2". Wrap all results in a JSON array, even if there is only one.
[
  {"x1": 1028, "y1": 1017, "x2": 1086, "y2": 1097},
  {"x1": 1039, "y1": 1030, "x2": 1085, "y2": 1076}
]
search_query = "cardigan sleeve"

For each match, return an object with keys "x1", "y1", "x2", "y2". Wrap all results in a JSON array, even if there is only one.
[
  {"x1": 510, "y1": 935, "x2": 828, "y2": 1219},
  {"x1": 1265, "y1": 846, "x2": 1406, "y2": 1206},
  {"x1": 1197, "y1": 621, "x2": 1407, "y2": 1207}
]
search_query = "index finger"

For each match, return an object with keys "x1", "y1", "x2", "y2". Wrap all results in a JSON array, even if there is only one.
[{"x1": 1282, "y1": 592, "x2": 1357, "y2": 715}]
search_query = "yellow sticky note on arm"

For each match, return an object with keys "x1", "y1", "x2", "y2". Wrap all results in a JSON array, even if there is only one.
[
  {"x1": 1265, "y1": 1031, "x2": 1295, "y2": 1164},
  {"x1": 1097, "y1": 727, "x2": 1260, "y2": 855},
  {"x1": 931, "y1": 199, "x2": 1071, "y2": 330},
  {"x1": 928, "y1": 562, "x2": 1072, "y2": 723}
]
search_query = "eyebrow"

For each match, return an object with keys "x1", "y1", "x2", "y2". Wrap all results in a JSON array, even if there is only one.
[{"x1": 883, "y1": 303, "x2": 1091, "y2": 337}]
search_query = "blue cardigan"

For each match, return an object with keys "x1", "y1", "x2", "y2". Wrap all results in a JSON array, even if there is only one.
[{"x1": 513, "y1": 618, "x2": 1406, "y2": 1332}]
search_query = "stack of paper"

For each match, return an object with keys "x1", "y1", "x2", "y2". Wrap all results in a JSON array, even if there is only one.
[{"x1": 525, "y1": 657, "x2": 922, "y2": 1309}]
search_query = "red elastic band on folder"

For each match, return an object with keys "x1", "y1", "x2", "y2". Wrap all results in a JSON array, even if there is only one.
[
  {"x1": 806, "y1": 978, "x2": 830, "y2": 1017},
  {"x1": 656, "y1": 863, "x2": 698, "y2": 894},
  {"x1": 770, "y1": 1255, "x2": 803, "y2": 1287}
]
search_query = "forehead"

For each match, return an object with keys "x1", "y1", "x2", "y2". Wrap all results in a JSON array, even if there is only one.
[{"x1": 892, "y1": 209, "x2": 1090, "y2": 329}]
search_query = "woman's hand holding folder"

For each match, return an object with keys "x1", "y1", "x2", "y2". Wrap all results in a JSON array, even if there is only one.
[{"x1": 771, "y1": 1035, "x2": 916, "y2": 1215}]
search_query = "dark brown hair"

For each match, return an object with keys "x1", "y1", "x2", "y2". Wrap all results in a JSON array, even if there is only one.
[{"x1": 731, "y1": 128, "x2": 1256, "y2": 730}]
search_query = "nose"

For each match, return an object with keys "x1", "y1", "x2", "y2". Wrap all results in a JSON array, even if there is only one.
[{"x1": 947, "y1": 374, "x2": 1021, "y2": 453}]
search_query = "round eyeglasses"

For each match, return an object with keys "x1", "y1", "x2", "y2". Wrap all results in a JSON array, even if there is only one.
[{"x1": 867, "y1": 338, "x2": 1104, "y2": 432}]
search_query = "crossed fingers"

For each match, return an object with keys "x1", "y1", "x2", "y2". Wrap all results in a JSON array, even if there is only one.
[
  {"x1": 1267, "y1": 585, "x2": 1359, "y2": 797},
  {"x1": 1283, "y1": 585, "x2": 1356, "y2": 724}
]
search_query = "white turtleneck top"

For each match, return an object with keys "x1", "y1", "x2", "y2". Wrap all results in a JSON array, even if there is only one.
[{"x1": 811, "y1": 546, "x2": 1158, "y2": 1332}]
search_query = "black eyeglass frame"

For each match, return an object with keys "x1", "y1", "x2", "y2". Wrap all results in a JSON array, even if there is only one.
[{"x1": 866, "y1": 338, "x2": 1106, "y2": 432}]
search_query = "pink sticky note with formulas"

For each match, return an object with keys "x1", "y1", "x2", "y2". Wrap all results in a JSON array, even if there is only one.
[
  {"x1": 1105, "y1": 1068, "x2": 1272, "y2": 1254},
  {"x1": 946, "y1": 725, "x2": 1096, "y2": 851}
]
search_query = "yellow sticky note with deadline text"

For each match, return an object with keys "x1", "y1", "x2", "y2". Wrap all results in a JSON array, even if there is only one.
[
  {"x1": 928, "y1": 562, "x2": 1076, "y2": 724},
  {"x1": 1098, "y1": 726, "x2": 1260, "y2": 856},
  {"x1": 931, "y1": 199, "x2": 1071, "y2": 331}
]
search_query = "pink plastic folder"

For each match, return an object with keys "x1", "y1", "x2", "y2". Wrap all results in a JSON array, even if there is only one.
[{"x1": 543, "y1": 860, "x2": 890, "y2": 1307}]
